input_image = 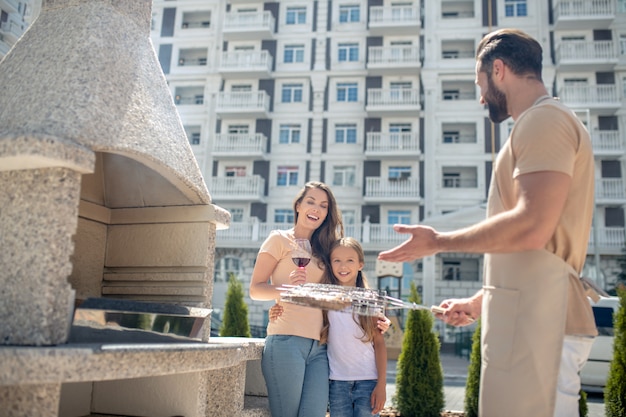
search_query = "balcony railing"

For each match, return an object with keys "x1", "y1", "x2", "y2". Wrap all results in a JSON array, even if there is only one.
[
  {"x1": 369, "y1": 5, "x2": 420, "y2": 25},
  {"x1": 364, "y1": 177, "x2": 420, "y2": 200},
  {"x1": 367, "y1": 89, "x2": 420, "y2": 108},
  {"x1": 209, "y1": 175, "x2": 265, "y2": 201},
  {"x1": 442, "y1": 177, "x2": 478, "y2": 188},
  {"x1": 216, "y1": 91, "x2": 271, "y2": 117},
  {"x1": 555, "y1": 40, "x2": 617, "y2": 65},
  {"x1": 220, "y1": 50, "x2": 272, "y2": 73},
  {"x1": 367, "y1": 45, "x2": 421, "y2": 66},
  {"x1": 554, "y1": 0, "x2": 615, "y2": 18},
  {"x1": 212, "y1": 133, "x2": 267, "y2": 154},
  {"x1": 557, "y1": 85, "x2": 619, "y2": 106},
  {"x1": 223, "y1": 11, "x2": 274, "y2": 38},
  {"x1": 591, "y1": 130, "x2": 623, "y2": 153},
  {"x1": 588, "y1": 227, "x2": 625, "y2": 253},
  {"x1": 596, "y1": 178, "x2": 626, "y2": 200},
  {"x1": 365, "y1": 132, "x2": 420, "y2": 154}
]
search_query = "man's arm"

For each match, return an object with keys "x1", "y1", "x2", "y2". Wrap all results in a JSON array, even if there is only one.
[{"x1": 378, "y1": 170, "x2": 571, "y2": 262}]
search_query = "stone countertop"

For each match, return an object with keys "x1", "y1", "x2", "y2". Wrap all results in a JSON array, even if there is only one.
[{"x1": 0, "y1": 332, "x2": 265, "y2": 386}]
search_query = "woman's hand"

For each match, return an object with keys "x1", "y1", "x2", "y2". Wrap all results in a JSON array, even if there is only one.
[
  {"x1": 289, "y1": 268, "x2": 307, "y2": 285},
  {"x1": 268, "y1": 302, "x2": 284, "y2": 322}
]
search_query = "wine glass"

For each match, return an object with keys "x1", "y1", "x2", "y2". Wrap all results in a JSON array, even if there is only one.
[{"x1": 292, "y1": 238, "x2": 312, "y2": 269}]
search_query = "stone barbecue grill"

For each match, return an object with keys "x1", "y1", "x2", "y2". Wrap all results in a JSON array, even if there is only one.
[{"x1": 0, "y1": 1, "x2": 268, "y2": 416}]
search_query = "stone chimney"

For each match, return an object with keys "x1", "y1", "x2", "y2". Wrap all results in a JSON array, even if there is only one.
[{"x1": 0, "y1": 0, "x2": 229, "y2": 346}]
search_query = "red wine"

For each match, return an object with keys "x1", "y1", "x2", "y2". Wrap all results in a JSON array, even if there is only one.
[{"x1": 292, "y1": 257, "x2": 310, "y2": 268}]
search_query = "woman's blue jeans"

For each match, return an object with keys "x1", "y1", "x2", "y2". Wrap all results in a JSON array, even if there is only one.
[
  {"x1": 262, "y1": 335, "x2": 329, "y2": 417},
  {"x1": 329, "y1": 379, "x2": 379, "y2": 417}
]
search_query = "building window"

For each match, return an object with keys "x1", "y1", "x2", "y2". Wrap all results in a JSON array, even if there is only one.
[
  {"x1": 228, "y1": 124, "x2": 249, "y2": 134},
  {"x1": 281, "y1": 83, "x2": 303, "y2": 103},
  {"x1": 227, "y1": 208, "x2": 244, "y2": 222},
  {"x1": 279, "y1": 124, "x2": 301, "y2": 144},
  {"x1": 225, "y1": 166, "x2": 246, "y2": 177},
  {"x1": 274, "y1": 209, "x2": 294, "y2": 223},
  {"x1": 389, "y1": 166, "x2": 411, "y2": 181},
  {"x1": 505, "y1": 0, "x2": 527, "y2": 17},
  {"x1": 337, "y1": 82, "x2": 358, "y2": 102},
  {"x1": 286, "y1": 6, "x2": 306, "y2": 24},
  {"x1": 333, "y1": 165, "x2": 356, "y2": 187},
  {"x1": 190, "y1": 133, "x2": 200, "y2": 145},
  {"x1": 335, "y1": 124, "x2": 357, "y2": 143},
  {"x1": 339, "y1": 4, "x2": 360, "y2": 23},
  {"x1": 277, "y1": 166, "x2": 299, "y2": 186},
  {"x1": 338, "y1": 43, "x2": 359, "y2": 62},
  {"x1": 214, "y1": 256, "x2": 242, "y2": 282},
  {"x1": 284, "y1": 44, "x2": 305, "y2": 63},
  {"x1": 388, "y1": 210, "x2": 411, "y2": 224}
]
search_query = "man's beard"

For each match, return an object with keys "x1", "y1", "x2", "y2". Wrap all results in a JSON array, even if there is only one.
[{"x1": 485, "y1": 75, "x2": 509, "y2": 123}]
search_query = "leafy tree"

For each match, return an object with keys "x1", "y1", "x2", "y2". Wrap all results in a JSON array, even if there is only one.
[
  {"x1": 611, "y1": 248, "x2": 626, "y2": 296},
  {"x1": 464, "y1": 319, "x2": 481, "y2": 417},
  {"x1": 395, "y1": 282, "x2": 444, "y2": 417},
  {"x1": 605, "y1": 285, "x2": 626, "y2": 416},
  {"x1": 219, "y1": 272, "x2": 251, "y2": 337}
]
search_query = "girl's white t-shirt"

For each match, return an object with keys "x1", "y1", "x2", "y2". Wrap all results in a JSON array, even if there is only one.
[{"x1": 327, "y1": 309, "x2": 378, "y2": 381}]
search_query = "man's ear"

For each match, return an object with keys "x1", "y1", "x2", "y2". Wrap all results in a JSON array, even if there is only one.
[{"x1": 492, "y1": 59, "x2": 506, "y2": 80}]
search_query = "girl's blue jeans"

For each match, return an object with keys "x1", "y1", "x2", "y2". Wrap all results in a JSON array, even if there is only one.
[
  {"x1": 329, "y1": 379, "x2": 379, "y2": 417},
  {"x1": 262, "y1": 335, "x2": 329, "y2": 417}
]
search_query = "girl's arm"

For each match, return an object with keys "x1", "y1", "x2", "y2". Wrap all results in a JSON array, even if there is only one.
[{"x1": 370, "y1": 327, "x2": 387, "y2": 414}]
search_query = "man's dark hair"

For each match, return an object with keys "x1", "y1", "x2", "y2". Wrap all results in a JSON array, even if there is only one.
[{"x1": 476, "y1": 28, "x2": 543, "y2": 81}]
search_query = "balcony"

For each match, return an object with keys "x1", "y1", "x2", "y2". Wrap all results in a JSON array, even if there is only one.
[
  {"x1": 0, "y1": 36, "x2": 10, "y2": 56},
  {"x1": 366, "y1": 89, "x2": 421, "y2": 117},
  {"x1": 209, "y1": 175, "x2": 265, "y2": 201},
  {"x1": 588, "y1": 227, "x2": 625, "y2": 254},
  {"x1": 595, "y1": 178, "x2": 626, "y2": 202},
  {"x1": 553, "y1": 0, "x2": 615, "y2": 30},
  {"x1": 555, "y1": 40, "x2": 618, "y2": 71},
  {"x1": 591, "y1": 130, "x2": 623, "y2": 155},
  {"x1": 441, "y1": 0, "x2": 475, "y2": 20},
  {"x1": 177, "y1": 48, "x2": 208, "y2": 69},
  {"x1": 557, "y1": 85, "x2": 621, "y2": 110},
  {"x1": 223, "y1": 11, "x2": 274, "y2": 41},
  {"x1": 215, "y1": 91, "x2": 271, "y2": 119},
  {"x1": 212, "y1": 133, "x2": 268, "y2": 158},
  {"x1": 368, "y1": 4, "x2": 421, "y2": 35},
  {"x1": 363, "y1": 177, "x2": 421, "y2": 203},
  {"x1": 365, "y1": 132, "x2": 421, "y2": 158},
  {"x1": 367, "y1": 45, "x2": 421, "y2": 75},
  {"x1": 219, "y1": 50, "x2": 272, "y2": 79},
  {"x1": 180, "y1": 11, "x2": 211, "y2": 30},
  {"x1": 0, "y1": 19, "x2": 24, "y2": 43}
]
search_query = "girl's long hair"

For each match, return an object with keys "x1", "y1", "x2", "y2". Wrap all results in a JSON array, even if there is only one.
[
  {"x1": 321, "y1": 237, "x2": 379, "y2": 343},
  {"x1": 292, "y1": 181, "x2": 344, "y2": 266}
]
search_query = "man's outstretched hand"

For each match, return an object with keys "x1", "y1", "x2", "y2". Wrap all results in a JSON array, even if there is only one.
[{"x1": 378, "y1": 224, "x2": 439, "y2": 262}]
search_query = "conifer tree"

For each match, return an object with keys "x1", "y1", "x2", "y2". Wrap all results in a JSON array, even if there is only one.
[
  {"x1": 464, "y1": 319, "x2": 481, "y2": 417},
  {"x1": 219, "y1": 272, "x2": 251, "y2": 337},
  {"x1": 605, "y1": 285, "x2": 626, "y2": 416},
  {"x1": 395, "y1": 282, "x2": 444, "y2": 417}
]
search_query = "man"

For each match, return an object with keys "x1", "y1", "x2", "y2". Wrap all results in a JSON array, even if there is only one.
[{"x1": 378, "y1": 29, "x2": 597, "y2": 417}]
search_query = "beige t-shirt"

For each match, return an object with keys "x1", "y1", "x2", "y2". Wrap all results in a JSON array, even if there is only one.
[
  {"x1": 491, "y1": 98, "x2": 596, "y2": 336},
  {"x1": 260, "y1": 229, "x2": 326, "y2": 340}
]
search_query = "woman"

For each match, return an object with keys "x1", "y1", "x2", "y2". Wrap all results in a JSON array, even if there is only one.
[{"x1": 249, "y1": 181, "x2": 343, "y2": 417}]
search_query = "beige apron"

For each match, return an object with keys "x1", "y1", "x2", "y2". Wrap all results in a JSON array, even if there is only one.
[{"x1": 480, "y1": 176, "x2": 575, "y2": 417}]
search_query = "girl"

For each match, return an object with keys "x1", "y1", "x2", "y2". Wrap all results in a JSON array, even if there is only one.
[
  {"x1": 270, "y1": 237, "x2": 388, "y2": 417},
  {"x1": 324, "y1": 237, "x2": 387, "y2": 417},
  {"x1": 249, "y1": 181, "x2": 344, "y2": 417}
]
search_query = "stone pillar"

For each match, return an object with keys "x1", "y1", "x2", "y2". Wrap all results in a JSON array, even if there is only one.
[{"x1": 0, "y1": 164, "x2": 91, "y2": 346}]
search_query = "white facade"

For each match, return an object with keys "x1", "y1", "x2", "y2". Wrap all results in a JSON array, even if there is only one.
[{"x1": 143, "y1": 0, "x2": 626, "y2": 335}]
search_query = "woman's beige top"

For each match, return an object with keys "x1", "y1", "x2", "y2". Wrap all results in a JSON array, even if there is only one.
[{"x1": 260, "y1": 229, "x2": 326, "y2": 340}]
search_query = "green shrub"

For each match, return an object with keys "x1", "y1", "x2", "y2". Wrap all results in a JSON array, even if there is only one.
[
  {"x1": 464, "y1": 319, "x2": 481, "y2": 417},
  {"x1": 219, "y1": 272, "x2": 251, "y2": 337},
  {"x1": 605, "y1": 286, "x2": 626, "y2": 416},
  {"x1": 395, "y1": 282, "x2": 444, "y2": 417}
]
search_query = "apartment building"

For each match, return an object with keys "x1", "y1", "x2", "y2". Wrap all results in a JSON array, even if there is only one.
[
  {"x1": 0, "y1": 0, "x2": 38, "y2": 59},
  {"x1": 143, "y1": 0, "x2": 625, "y2": 338}
]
